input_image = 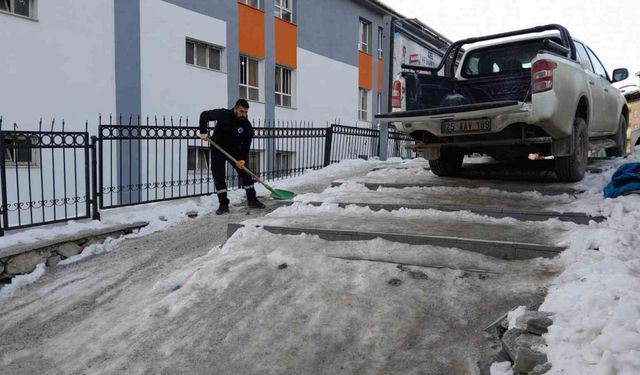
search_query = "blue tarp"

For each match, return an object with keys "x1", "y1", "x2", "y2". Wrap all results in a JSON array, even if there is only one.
[{"x1": 603, "y1": 163, "x2": 640, "y2": 198}]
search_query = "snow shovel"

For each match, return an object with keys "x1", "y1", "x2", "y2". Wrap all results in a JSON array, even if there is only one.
[{"x1": 204, "y1": 138, "x2": 295, "y2": 200}]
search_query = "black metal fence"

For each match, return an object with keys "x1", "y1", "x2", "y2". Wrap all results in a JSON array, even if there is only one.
[
  {"x1": 0, "y1": 122, "x2": 93, "y2": 236},
  {"x1": 0, "y1": 117, "x2": 415, "y2": 235}
]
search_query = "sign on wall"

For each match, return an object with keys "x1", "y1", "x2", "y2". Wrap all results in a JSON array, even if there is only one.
[{"x1": 392, "y1": 31, "x2": 443, "y2": 79}]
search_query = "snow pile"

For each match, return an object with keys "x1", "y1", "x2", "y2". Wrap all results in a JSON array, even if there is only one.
[
  {"x1": 490, "y1": 361, "x2": 514, "y2": 375},
  {"x1": 0, "y1": 158, "x2": 392, "y2": 298},
  {"x1": 0, "y1": 263, "x2": 46, "y2": 300},
  {"x1": 539, "y1": 155, "x2": 640, "y2": 375},
  {"x1": 507, "y1": 305, "x2": 527, "y2": 329}
]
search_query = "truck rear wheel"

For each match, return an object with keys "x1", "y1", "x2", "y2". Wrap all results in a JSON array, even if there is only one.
[
  {"x1": 554, "y1": 118, "x2": 588, "y2": 182},
  {"x1": 605, "y1": 115, "x2": 627, "y2": 157},
  {"x1": 429, "y1": 149, "x2": 464, "y2": 177}
]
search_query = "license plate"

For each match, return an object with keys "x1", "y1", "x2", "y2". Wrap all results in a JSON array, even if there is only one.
[{"x1": 441, "y1": 119, "x2": 491, "y2": 134}]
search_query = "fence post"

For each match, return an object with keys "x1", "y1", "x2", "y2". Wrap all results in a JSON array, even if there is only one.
[
  {"x1": 0, "y1": 131, "x2": 6, "y2": 236},
  {"x1": 90, "y1": 136, "x2": 101, "y2": 221},
  {"x1": 323, "y1": 125, "x2": 334, "y2": 167},
  {"x1": 379, "y1": 122, "x2": 389, "y2": 161}
]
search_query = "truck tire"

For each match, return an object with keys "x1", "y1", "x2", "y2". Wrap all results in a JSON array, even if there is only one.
[
  {"x1": 605, "y1": 115, "x2": 627, "y2": 157},
  {"x1": 554, "y1": 117, "x2": 588, "y2": 182},
  {"x1": 429, "y1": 149, "x2": 464, "y2": 177}
]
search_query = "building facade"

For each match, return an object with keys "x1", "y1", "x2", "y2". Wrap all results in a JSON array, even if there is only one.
[
  {"x1": 1, "y1": 0, "x2": 449, "y2": 131},
  {"x1": 0, "y1": 0, "x2": 450, "y2": 229}
]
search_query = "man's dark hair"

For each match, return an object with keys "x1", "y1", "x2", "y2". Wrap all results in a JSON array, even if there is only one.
[{"x1": 235, "y1": 99, "x2": 250, "y2": 109}]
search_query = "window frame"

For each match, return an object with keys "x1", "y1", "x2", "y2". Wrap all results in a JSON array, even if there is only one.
[
  {"x1": 185, "y1": 38, "x2": 223, "y2": 72},
  {"x1": 238, "y1": 0, "x2": 261, "y2": 10},
  {"x1": 359, "y1": 19, "x2": 371, "y2": 54},
  {"x1": 240, "y1": 55, "x2": 261, "y2": 102},
  {"x1": 3, "y1": 135, "x2": 39, "y2": 167},
  {"x1": 377, "y1": 27, "x2": 384, "y2": 59},
  {"x1": 574, "y1": 41, "x2": 594, "y2": 73},
  {"x1": 358, "y1": 88, "x2": 369, "y2": 122},
  {"x1": 187, "y1": 145, "x2": 211, "y2": 174},
  {"x1": 585, "y1": 46, "x2": 610, "y2": 81},
  {"x1": 275, "y1": 150, "x2": 295, "y2": 178},
  {"x1": 275, "y1": 65, "x2": 293, "y2": 108},
  {"x1": 0, "y1": 0, "x2": 36, "y2": 19},
  {"x1": 274, "y1": 0, "x2": 292, "y2": 22}
]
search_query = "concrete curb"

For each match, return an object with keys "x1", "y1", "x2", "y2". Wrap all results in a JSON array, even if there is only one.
[
  {"x1": 0, "y1": 221, "x2": 149, "y2": 260},
  {"x1": 331, "y1": 181, "x2": 583, "y2": 196},
  {"x1": 228, "y1": 223, "x2": 565, "y2": 260},
  {"x1": 284, "y1": 201, "x2": 603, "y2": 224}
]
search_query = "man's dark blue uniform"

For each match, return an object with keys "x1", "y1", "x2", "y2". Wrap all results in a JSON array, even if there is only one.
[{"x1": 199, "y1": 100, "x2": 265, "y2": 214}]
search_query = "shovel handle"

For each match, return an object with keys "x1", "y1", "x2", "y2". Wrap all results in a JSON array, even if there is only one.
[{"x1": 203, "y1": 137, "x2": 275, "y2": 193}]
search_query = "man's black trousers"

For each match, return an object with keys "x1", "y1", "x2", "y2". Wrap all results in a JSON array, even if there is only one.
[{"x1": 210, "y1": 149, "x2": 257, "y2": 204}]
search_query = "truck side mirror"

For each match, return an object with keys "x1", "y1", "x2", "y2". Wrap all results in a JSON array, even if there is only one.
[{"x1": 612, "y1": 68, "x2": 629, "y2": 83}]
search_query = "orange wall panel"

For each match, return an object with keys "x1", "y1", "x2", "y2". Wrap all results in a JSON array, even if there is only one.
[
  {"x1": 275, "y1": 18, "x2": 297, "y2": 68},
  {"x1": 359, "y1": 51, "x2": 373, "y2": 90},
  {"x1": 377, "y1": 58, "x2": 383, "y2": 93},
  {"x1": 238, "y1": 3, "x2": 265, "y2": 59}
]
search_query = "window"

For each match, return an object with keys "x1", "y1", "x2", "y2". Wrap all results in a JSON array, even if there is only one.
[
  {"x1": 574, "y1": 42, "x2": 594, "y2": 73},
  {"x1": 238, "y1": 0, "x2": 261, "y2": 9},
  {"x1": 187, "y1": 146, "x2": 210, "y2": 173},
  {"x1": 0, "y1": 0, "x2": 35, "y2": 18},
  {"x1": 275, "y1": 151, "x2": 294, "y2": 177},
  {"x1": 3, "y1": 135, "x2": 38, "y2": 165},
  {"x1": 358, "y1": 88, "x2": 369, "y2": 121},
  {"x1": 377, "y1": 27, "x2": 383, "y2": 59},
  {"x1": 359, "y1": 19, "x2": 371, "y2": 53},
  {"x1": 377, "y1": 93, "x2": 382, "y2": 114},
  {"x1": 240, "y1": 56, "x2": 260, "y2": 101},
  {"x1": 248, "y1": 150, "x2": 261, "y2": 172},
  {"x1": 586, "y1": 47, "x2": 609, "y2": 80},
  {"x1": 274, "y1": 0, "x2": 292, "y2": 22},
  {"x1": 462, "y1": 38, "x2": 561, "y2": 78},
  {"x1": 186, "y1": 39, "x2": 222, "y2": 71},
  {"x1": 275, "y1": 66, "x2": 293, "y2": 107}
]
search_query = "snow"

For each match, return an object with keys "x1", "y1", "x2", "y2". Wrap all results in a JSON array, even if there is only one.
[
  {"x1": 507, "y1": 305, "x2": 527, "y2": 329},
  {"x1": 0, "y1": 263, "x2": 46, "y2": 300},
  {"x1": 0, "y1": 158, "x2": 388, "y2": 298},
  {"x1": 490, "y1": 361, "x2": 514, "y2": 375},
  {"x1": 2, "y1": 155, "x2": 640, "y2": 373}
]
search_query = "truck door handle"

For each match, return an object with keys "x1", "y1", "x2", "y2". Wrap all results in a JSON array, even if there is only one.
[
  {"x1": 589, "y1": 80, "x2": 595, "y2": 85},
  {"x1": 604, "y1": 88, "x2": 609, "y2": 92}
]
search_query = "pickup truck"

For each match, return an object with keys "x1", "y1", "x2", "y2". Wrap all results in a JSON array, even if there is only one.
[{"x1": 376, "y1": 25, "x2": 629, "y2": 182}]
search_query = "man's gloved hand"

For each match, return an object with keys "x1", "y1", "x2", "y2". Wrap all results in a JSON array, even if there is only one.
[
  {"x1": 199, "y1": 133, "x2": 209, "y2": 142},
  {"x1": 235, "y1": 160, "x2": 245, "y2": 170}
]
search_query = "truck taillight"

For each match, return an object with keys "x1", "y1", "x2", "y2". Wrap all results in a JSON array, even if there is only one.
[
  {"x1": 392, "y1": 80, "x2": 402, "y2": 108},
  {"x1": 531, "y1": 60, "x2": 557, "y2": 94}
]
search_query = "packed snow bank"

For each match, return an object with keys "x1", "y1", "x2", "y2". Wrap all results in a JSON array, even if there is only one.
[
  {"x1": 539, "y1": 155, "x2": 640, "y2": 375},
  {"x1": 0, "y1": 158, "x2": 391, "y2": 298},
  {"x1": 0, "y1": 226, "x2": 548, "y2": 374}
]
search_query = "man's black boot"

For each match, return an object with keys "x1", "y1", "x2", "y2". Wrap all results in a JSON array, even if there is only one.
[
  {"x1": 216, "y1": 191, "x2": 230, "y2": 215},
  {"x1": 248, "y1": 199, "x2": 266, "y2": 209},
  {"x1": 246, "y1": 187, "x2": 266, "y2": 209},
  {"x1": 215, "y1": 204, "x2": 229, "y2": 215}
]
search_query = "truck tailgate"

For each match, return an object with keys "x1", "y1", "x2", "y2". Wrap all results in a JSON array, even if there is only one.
[{"x1": 376, "y1": 101, "x2": 526, "y2": 122}]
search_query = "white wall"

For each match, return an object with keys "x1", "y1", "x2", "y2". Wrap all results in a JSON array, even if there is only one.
[
  {"x1": 140, "y1": 0, "x2": 228, "y2": 122},
  {"x1": 278, "y1": 48, "x2": 359, "y2": 127},
  {"x1": 0, "y1": 0, "x2": 115, "y2": 132},
  {"x1": 0, "y1": 1, "x2": 115, "y2": 228}
]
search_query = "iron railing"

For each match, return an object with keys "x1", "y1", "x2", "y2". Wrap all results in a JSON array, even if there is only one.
[
  {"x1": 0, "y1": 117, "x2": 416, "y2": 235},
  {"x1": 0, "y1": 120, "x2": 93, "y2": 235}
]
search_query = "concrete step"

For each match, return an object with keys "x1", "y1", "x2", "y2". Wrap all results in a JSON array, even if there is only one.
[
  {"x1": 228, "y1": 223, "x2": 564, "y2": 260},
  {"x1": 286, "y1": 201, "x2": 602, "y2": 224},
  {"x1": 230, "y1": 208, "x2": 567, "y2": 260},
  {"x1": 331, "y1": 179, "x2": 583, "y2": 196}
]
